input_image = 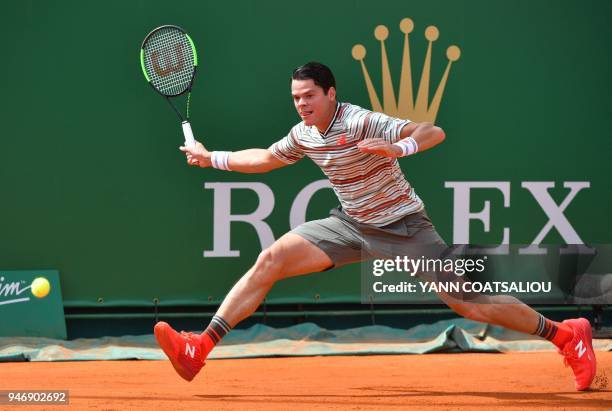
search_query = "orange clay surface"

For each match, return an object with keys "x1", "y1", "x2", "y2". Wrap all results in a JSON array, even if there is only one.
[{"x1": 0, "y1": 352, "x2": 610, "y2": 410}]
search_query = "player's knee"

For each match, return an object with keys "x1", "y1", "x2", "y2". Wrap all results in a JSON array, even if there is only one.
[{"x1": 251, "y1": 248, "x2": 284, "y2": 285}]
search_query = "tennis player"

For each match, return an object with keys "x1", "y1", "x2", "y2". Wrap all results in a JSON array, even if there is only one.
[{"x1": 154, "y1": 62, "x2": 596, "y2": 390}]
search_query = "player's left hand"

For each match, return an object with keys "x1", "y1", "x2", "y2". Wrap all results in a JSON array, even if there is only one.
[{"x1": 357, "y1": 138, "x2": 402, "y2": 158}]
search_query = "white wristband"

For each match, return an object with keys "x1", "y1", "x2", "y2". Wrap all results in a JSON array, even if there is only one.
[
  {"x1": 211, "y1": 151, "x2": 232, "y2": 171},
  {"x1": 393, "y1": 137, "x2": 419, "y2": 157}
]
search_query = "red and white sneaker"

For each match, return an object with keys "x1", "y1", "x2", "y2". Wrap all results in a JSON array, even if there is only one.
[
  {"x1": 559, "y1": 318, "x2": 597, "y2": 391},
  {"x1": 154, "y1": 321, "x2": 206, "y2": 382}
]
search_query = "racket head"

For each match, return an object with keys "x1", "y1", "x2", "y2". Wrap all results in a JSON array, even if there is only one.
[{"x1": 140, "y1": 25, "x2": 198, "y2": 97}]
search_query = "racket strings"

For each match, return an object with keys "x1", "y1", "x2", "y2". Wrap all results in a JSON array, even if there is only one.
[{"x1": 143, "y1": 27, "x2": 195, "y2": 96}]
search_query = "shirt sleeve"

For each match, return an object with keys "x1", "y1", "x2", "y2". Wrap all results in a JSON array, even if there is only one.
[
  {"x1": 346, "y1": 106, "x2": 411, "y2": 144},
  {"x1": 268, "y1": 125, "x2": 305, "y2": 164}
]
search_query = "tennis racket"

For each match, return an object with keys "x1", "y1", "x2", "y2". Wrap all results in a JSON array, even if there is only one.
[{"x1": 140, "y1": 25, "x2": 198, "y2": 147}]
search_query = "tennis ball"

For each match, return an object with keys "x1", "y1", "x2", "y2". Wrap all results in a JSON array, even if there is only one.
[{"x1": 31, "y1": 277, "x2": 51, "y2": 298}]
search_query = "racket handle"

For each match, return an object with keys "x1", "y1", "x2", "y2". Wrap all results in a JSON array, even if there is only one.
[{"x1": 181, "y1": 121, "x2": 196, "y2": 148}]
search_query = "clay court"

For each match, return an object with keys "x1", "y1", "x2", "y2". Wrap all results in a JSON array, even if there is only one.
[{"x1": 2, "y1": 352, "x2": 610, "y2": 410}]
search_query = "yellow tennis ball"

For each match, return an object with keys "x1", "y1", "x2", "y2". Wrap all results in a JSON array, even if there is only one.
[{"x1": 31, "y1": 277, "x2": 51, "y2": 298}]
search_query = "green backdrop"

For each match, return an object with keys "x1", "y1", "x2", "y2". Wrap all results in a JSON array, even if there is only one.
[{"x1": 1, "y1": 0, "x2": 610, "y2": 307}]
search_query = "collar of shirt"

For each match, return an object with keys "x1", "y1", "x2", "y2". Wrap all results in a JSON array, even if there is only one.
[{"x1": 317, "y1": 101, "x2": 341, "y2": 137}]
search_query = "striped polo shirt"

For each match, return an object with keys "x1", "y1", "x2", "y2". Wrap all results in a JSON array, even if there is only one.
[{"x1": 269, "y1": 102, "x2": 424, "y2": 227}]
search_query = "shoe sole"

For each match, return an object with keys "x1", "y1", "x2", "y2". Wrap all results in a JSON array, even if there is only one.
[{"x1": 154, "y1": 322, "x2": 197, "y2": 382}]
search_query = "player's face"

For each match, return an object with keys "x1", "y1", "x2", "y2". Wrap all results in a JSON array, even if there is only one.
[{"x1": 291, "y1": 79, "x2": 337, "y2": 130}]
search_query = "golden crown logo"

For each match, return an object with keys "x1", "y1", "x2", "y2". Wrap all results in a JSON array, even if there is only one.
[{"x1": 352, "y1": 18, "x2": 461, "y2": 123}]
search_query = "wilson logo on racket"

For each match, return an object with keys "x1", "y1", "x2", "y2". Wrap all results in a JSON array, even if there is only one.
[{"x1": 151, "y1": 43, "x2": 185, "y2": 77}]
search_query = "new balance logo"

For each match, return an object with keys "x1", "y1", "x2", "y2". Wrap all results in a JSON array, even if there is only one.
[
  {"x1": 185, "y1": 342, "x2": 196, "y2": 358},
  {"x1": 575, "y1": 340, "x2": 587, "y2": 358}
]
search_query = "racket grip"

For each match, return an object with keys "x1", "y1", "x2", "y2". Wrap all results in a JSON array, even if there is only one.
[{"x1": 181, "y1": 121, "x2": 196, "y2": 148}]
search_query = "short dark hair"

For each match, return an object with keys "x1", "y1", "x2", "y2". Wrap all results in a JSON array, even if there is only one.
[{"x1": 292, "y1": 62, "x2": 336, "y2": 94}]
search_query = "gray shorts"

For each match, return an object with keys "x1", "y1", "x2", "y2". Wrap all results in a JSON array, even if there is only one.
[{"x1": 292, "y1": 207, "x2": 447, "y2": 269}]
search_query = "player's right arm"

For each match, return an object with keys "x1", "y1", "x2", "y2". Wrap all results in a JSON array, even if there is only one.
[
  {"x1": 180, "y1": 125, "x2": 305, "y2": 174},
  {"x1": 180, "y1": 142, "x2": 289, "y2": 174}
]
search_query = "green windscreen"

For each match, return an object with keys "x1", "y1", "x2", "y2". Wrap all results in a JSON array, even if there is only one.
[{"x1": 141, "y1": 27, "x2": 196, "y2": 96}]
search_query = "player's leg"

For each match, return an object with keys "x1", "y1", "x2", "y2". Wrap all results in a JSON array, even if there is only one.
[
  {"x1": 391, "y1": 212, "x2": 574, "y2": 340},
  {"x1": 154, "y1": 232, "x2": 333, "y2": 381},
  {"x1": 200, "y1": 215, "x2": 365, "y2": 350},
  {"x1": 387, "y1": 210, "x2": 596, "y2": 390},
  {"x1": 215, "y1": 232, "x2": 333, "y2": 326},
  {"x1": 154, "y1": 215, "x2": 364, "y2": 381},
  {"x1": 437, "y1": 288, "x2": 542, "y2": 334}
]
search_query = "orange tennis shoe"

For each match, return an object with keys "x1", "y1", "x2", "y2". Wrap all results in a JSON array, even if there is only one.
[
  {"x1": 154, "y1": 321, "x2": 206, "y2": 382},
  {"x1": 559, "y1": 318, "x2": 596, "y2": 391}
]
